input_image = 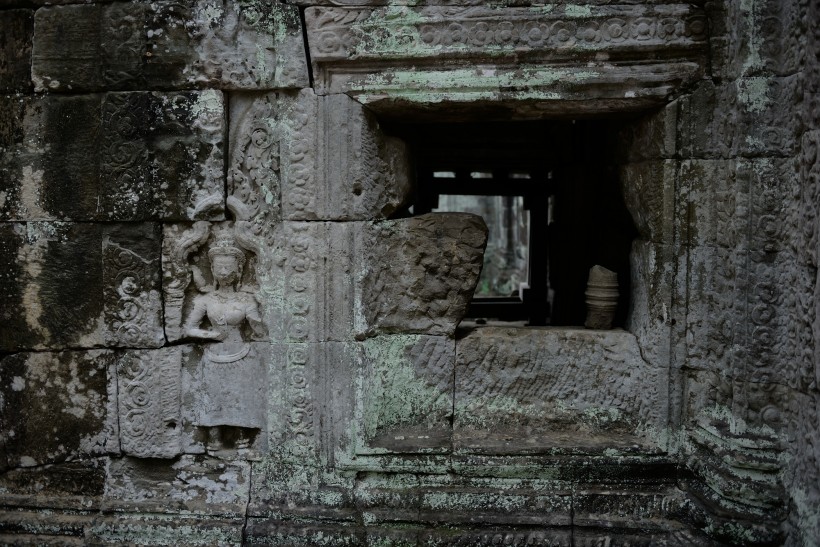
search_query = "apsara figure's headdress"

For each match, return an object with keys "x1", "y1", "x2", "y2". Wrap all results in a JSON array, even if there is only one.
[{"x1": 208, "y1": 229, "x2": 246, "y2": 267}]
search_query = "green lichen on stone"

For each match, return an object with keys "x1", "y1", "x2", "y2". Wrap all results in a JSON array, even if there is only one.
[
  {"x1": 736, "y1": 77, "x2": 771, "y2": 113},
  {"x1": 188, "y1": 89, "x2": 223, "y2": 119},
  {"x1": 359, "y1": 335, "x2": 450, "y2": 442},
  {"x1": 354, "y1": 67, "x2": 597, "y2": 104},
  {"x1": 564, "y1": 4, "x2": 593, "y2": 18}
]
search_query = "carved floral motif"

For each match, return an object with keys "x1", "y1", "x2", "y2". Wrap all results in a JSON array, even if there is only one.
[
  {"x1": 283, "y1": 91, "x2": 318, "y2": 218},
  {"x1": 104, "y1": 243, "x2": 163, "y2": 347},
  {"x1": 118, "y1": 348, "x2": 182, "y2": 459},
  {"x1": 229, "y1": 94, "x2": 281, "y2": 246}
]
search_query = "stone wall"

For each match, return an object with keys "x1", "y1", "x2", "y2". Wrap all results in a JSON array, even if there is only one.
[{"x1": 0, "y1": 0, "x2": 817, "y2": 545}]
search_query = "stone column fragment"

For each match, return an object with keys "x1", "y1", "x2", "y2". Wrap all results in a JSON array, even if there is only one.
[
  {"x1": 32, "y1": 1, "x2": 308, "y2": 92},
  {"x1": 258, "y1": 213, "x2": 486, "y2": 343},
  {"x1": 0, "y1": 92, "x2": 225, "y2": 222}
]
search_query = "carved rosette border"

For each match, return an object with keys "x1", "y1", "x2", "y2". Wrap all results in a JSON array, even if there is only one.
[
  {"x1": 282, "y1": 90, "x2": 318, "y2": 219},
  {"x1": 282, "y1": 223, "x2": 317, "y2": 343},
  {"x1": 285, "y1": 343, "x2": 315, "y2": 458},
  {"x1": 309, "y1": 6, "x2": 708, "y2": 61}
]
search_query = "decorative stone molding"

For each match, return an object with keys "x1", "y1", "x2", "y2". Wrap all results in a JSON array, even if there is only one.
[
  {"x1": 305, "y1": 4, "x2": 708, "y2": 115},
  {"x1": 682, "y1": 415, "x2": 786, "y2": 544},
  {"x1": 281, "y1": 91, "x2": 412, "y2": 221},
  {"x1": 228, "y1": 90, "x2": 412, "y2": 223}
]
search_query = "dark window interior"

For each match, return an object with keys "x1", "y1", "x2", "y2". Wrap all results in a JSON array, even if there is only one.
[{"x1": 384, "y1": 119, "x2": 638, "y2": 328}]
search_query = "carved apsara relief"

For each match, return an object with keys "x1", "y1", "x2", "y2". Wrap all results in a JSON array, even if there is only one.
[{"x1": 163, "y1": 219, "x2": 268, "y2": 454}]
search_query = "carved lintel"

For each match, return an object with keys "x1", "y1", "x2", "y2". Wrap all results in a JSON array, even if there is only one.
[{"x1": 305, "y1": 4, "x2": 708, "y2": 114}]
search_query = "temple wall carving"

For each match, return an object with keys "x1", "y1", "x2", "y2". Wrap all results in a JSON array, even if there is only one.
[{"x1": 1, "y1": 0, "x2": 818, "y2": 544}]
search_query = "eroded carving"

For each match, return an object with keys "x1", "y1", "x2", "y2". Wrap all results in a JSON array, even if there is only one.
[
  {"x1": 360, "y1": 213, "x2": 487, "y2": 337},
  {"x1": 176, "y1": 223, "x2": 267, "y2": 453},
  {"x1": 117, "y1": 348, "x2": 182, "y2": 459},
  {"x1": 229, "y1": 93, "x2": 281, "y2": 246}
]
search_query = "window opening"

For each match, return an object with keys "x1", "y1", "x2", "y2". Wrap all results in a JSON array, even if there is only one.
[
  {"x1": 415, "y1": 167, "x2": 552, "y2": 326},
  {"x1": 385, "y1": 120, "x2": 637, "y2": 329}
]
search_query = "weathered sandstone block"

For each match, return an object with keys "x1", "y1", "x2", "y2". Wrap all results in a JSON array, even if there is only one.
[
  {"x1": 731, "y1": 76, "x2": 803, "y2": 158},
  {"x1": 674, "y1": 245, "x2": 738, "y2": 372},
  {"x1": 360, "y1": 213, "x2": 488, "y2": 337},
  {"x1": 627, "y1": 240, "x2": 676, "y2": 372},
  {"x1": 678, "y1": 160, "x2": 743, "y2": 249},
  {"x1": 454, "y1": 327, "x2": 665, "y2": 453},
  {"x1": 617, "y1": 102, "x2": 678, "y2": 162},
  {"x1": 282, "y1": 91, "x2": 412, "y2": 221},
  {"x1": 0, "y1": 459, "x2": 107, "y2": 510},
  {"x1": 0, "y1": 92, "x2": 224, "y2": 222},
  {"x1": 0, "y1": 223, "x2": 163, "y2": 351},
  {"x1": 105, "y1": 456, "x2": 250, "y2": 514},
  {"x1": 0, "y1": 10, "x2": 32, "y2": 93},
  {"x1": 352, "y1": 335, "x2": 455, "y2": 455},
  {"x1": 711, "y1": 0, "x2": 804, "y2": 81},
  {"x1": 90, "y1": 513, "x2": 245, "y2": 546},
  {"x1": 619, "y1": 160, "x2": 676, "y2": 245},
  {"x1": 32, "y1": 1, "x2": 308, "y2": 91},
  {"x1": 0, "y1": 350, "x2": 119, "y2": 471},
  {"x1": 677, "y1": 77, "x2": 803, "y2": 160}
]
